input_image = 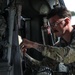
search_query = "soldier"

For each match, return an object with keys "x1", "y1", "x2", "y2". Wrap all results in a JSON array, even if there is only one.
[{"x1": 20, "y1": 6, "x2": 75, "y2": 74}]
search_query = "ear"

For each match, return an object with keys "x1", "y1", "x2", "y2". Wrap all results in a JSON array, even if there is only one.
[{"x1": 64, "y1": 17, "x2": 70, "y2": 25}]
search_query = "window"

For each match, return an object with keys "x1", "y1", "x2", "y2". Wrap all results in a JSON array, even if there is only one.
[{"x1": 64, "y1": 0, "x2": 75, "y2": 25}]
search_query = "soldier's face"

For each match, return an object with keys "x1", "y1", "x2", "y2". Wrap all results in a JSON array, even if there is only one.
[{"x1": 49, "y1": 15, "x2": 67, "y2": 37}]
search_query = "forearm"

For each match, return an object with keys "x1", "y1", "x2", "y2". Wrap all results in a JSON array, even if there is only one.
[
  {"x1": 32, "y1": 42, "x2": 65, "y2": 61},
  {"x1": 32, "y1": 42, "x2": 46, "y2": 52},
  {"x1": 21, "y1": 39, "x2": 75, "y2": 64},
  {"x1": 42, "y1": 46, "x2": 75, "y2": 64}
]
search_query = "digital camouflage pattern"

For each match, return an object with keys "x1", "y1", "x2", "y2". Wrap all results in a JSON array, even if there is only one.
[
  {"x1": 0, "y1": 15, "x2": 6, "y2": 40},
  {"x1": 41, "y1": 29, "x2": 75, "y2": 64},
  {"x1": 21, "y1": 29, "x2": 75, "y2": 74}
]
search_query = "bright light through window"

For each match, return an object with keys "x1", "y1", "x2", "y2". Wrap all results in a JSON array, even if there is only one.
[
  {"x1": 64, "y1": 0, "x2": 75, "y2": 25},
  {"x1": 64, "y1": 0, "x2": 75, "y2": 11}
]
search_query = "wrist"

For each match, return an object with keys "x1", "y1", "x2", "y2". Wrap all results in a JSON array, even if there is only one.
[
  {"x1": 32, "y1": 42, "x2": 38, "y2": 49},
  {"x1": 32, "y1": 42, "x2": 45, "y2": 52}
]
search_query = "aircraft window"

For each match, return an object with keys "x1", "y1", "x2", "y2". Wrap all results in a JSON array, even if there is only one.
[{"x1": 64, "y1": 0, "x2": 75, "y2": 25}]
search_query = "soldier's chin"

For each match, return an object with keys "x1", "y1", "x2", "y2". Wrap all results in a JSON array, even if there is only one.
[
  {"x1": 53, "y1": 30, "x2": 58, "y2": 34},
  {"x1": 55, "y1": 32, "x2": 60, "y2": 37},
  {"x1": 54, "y1": 30, "x2": 58, "y2": 32},
  {"x1": 54, "y1": 31, "x2": 59, "y2": 34}
]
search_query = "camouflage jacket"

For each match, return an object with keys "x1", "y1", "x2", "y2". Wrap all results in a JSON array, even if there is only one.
[{"x1": 36, "y1": 29, "x2": 75, "y2": 64}]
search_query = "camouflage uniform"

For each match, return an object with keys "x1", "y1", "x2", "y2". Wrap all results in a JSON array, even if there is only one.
[
  {"x1": 41, "y1": 29, "x2": 75, "y2": 64},
  {"x1": 0, "y1": 15, "x2": 6, "y2": 40},
  {"x1": 37, "y1": 29, "x2": 75, "y2": 74},
  {"x1": 23, "y1": 29, "x2": 75, "y2": 75}
]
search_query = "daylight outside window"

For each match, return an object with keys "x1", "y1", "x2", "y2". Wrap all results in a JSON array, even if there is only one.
[{"x1": 64, "y1": 0, "x2": 75, "y2": 25}]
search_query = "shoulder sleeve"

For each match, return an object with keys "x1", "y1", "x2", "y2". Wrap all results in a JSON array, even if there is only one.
[
  {"x1": 41, "y1": 30, "x2": 75, "y2": 64},
  {"x1": 42, "y1": 45, "x2": 75, "y2": 64}
]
